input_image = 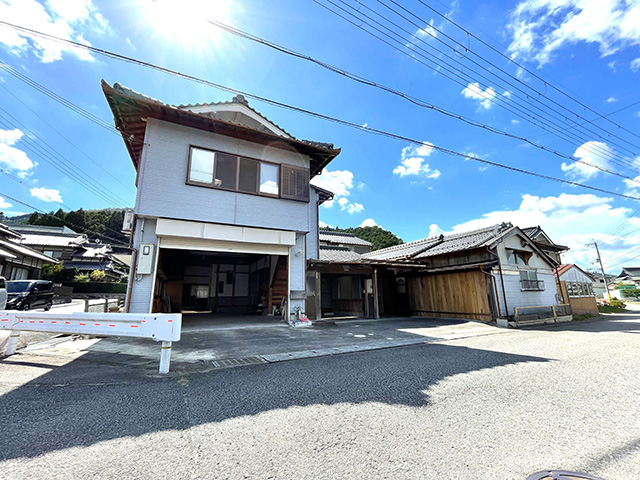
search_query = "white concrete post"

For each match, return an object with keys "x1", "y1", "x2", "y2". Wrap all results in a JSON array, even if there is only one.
[
  {"x1": 4, "y1": 331, "x2": 20, "y2": 356},
  {"x1": 159, "y1": 341, "x2": 172, "y2": 374}
]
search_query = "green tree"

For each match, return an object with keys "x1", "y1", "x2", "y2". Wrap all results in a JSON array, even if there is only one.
[
  {"x1": 41, "y1": 263, "x2": 78, "y2": 283},
  {"x1": 323, "y1": 225, "x2": 404, "y2": 250},
  {"x1": 27, "y1": 212, "x2": 39, "y2": 225}
]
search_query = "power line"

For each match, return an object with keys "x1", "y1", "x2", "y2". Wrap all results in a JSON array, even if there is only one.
[
  {"x1": 207, "y1": 19, "x2": 640, "y2": 186},
  {"x1": 412, "y1": 0, "x2": 640, "y2": 144},
  {"x1": 0, "y1": 83, "x2": 136, "y2": 195},
  {"x1": 321, "y1": 0, "x2": 640, "y2": 170},
  {"x1": 0, "y1": 107, "x2": 131, "y2": 207},
  {"x1": 0, "y1": 21, "x2": 637, "y2": 202},
  {"x1": 0, "y1": 191, "x2": 126, "y2": 245},
  {"x1": 0, "y1": 17, "x2": 629, "y2": 175}
]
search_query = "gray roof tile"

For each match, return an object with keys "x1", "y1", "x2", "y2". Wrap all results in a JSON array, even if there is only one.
[
  {"x1": 319, "y1": 246, "x2": 363, "y2": 262},
  {"x1": 319, "y1": 231, "x2": 373, "y2": 247}
]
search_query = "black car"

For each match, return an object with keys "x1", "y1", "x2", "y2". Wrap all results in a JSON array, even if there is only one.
[{"x1": 6, "y1": 280, "x2": 55, "y2": 311}]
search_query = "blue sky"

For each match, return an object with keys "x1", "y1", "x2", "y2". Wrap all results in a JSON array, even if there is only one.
[{"x1": 0, "y1": 0, "x2": 639, "y2": 272}]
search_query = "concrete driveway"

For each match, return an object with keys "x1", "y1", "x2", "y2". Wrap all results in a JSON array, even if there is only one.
[{"x1": 4, "y1": 314, "x2": 504, "y2": 374}]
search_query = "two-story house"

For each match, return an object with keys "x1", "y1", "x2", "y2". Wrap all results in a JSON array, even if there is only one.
[{"x1": 102, "y1": 82, "x2": 339, "y2": 319}]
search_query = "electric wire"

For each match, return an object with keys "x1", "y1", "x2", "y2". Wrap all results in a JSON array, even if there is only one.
[{"x1": 0, "y1": 20, "x2": 637, "y2": 203}]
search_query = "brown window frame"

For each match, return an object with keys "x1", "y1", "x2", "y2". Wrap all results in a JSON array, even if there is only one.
[{"x1": 186, "y1": 145, "x2": 304, "y2": 200}]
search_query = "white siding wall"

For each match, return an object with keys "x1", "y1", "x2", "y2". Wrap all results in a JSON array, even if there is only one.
[
  {"x1": 135, "y1": 119, "x2": 312, "y2": 233},
  {"x1": 492, "y1": 231, "x2": 559, "y2": 316},
  {"x1": 306, "y1": 188, "x2": 320, "y2": 260},
  {"x1": 128, "y1": 217, "x2": 159, "y2": 314},
  {"x1": 493, "y1": 271, "x2": 558, "y2": 315},
  {"x1": 559, "y1": 267, "x2": 593, "y2": 283}
]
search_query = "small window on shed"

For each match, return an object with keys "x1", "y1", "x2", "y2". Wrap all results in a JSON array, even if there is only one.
[{"x1": 281, "y1": 165, "x2": 309, "y2": 201}]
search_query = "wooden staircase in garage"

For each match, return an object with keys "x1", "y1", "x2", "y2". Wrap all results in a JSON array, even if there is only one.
[{"x1": 268, "y1": 256, "x2": 288, "y2": 313}]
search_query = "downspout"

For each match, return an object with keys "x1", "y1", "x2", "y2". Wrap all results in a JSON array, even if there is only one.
[
  {"x1": 124, "y1": 216, "x2": 142, "y2": 313},
  {"x1": 486, "y1": 247, "x2": 509, "y2": 319}
]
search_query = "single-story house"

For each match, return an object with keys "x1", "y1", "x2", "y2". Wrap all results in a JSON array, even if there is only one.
[{"x1": 554, "y1": 264, "x2": 598, "y2": 315}]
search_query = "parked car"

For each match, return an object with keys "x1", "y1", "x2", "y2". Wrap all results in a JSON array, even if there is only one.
[
  {"x1": 0, "y1": 276, "x2": 6, "y2": 310},
  {"x1": 6, "y1": 280, "x2": 54, "y2": 311}
]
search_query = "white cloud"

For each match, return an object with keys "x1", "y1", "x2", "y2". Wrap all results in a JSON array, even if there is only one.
[
  {"x1": 461, "y1": 82, "x2": 496, "y2": 110},
  {"x1": 337, "y1": 197, "x2": 349, "y2": 208},
  {"x1": 30, "y1": 187, "x2": 62, "y2": 203},
  {"x1": 393, "y1": 142, "x2": 441, "y2": 178},
  {"x1": 346, "y1": 202, "x2": 364, "y2": 214},
  {"x1": 511, "y1": 119, "x2": 520, "y2": 125},
  {"x1": 428, "y1": 224, "x2": 443, "y2": 237},
  {"x1": 416, "y1": 19, "x2": 438, "y2": 40},
  {"x1": 561, "y1": 140, "x2": 615, "y2": 181},
  {"x1": 606, "y1": 96, "x2": 617, "y2": 103},
  {"x1": 0, "y1": 0, "x2": 110, "y2": 63},
  {"x1": 318, "y1": 220, "x2": 333, "y2": 229},
  {"x1": 311, "y1": 168, "x2": 353, "y2": 198},
  {"x1": 360, "y1": 218, "x2": 378, "y2": 228},
  {"x1": 0, "y1": 128, "x2": 36, "y2": 173},
  {"x1": 450, "y1": 192, "x2": 640, "y2": 269},
  {"x1": 632, "y1": 58, "x2": 640, "y2": 71},
  {"x1": 0, "y1": 197, "x2": 12, "y2": 209},
  {"x1": 635, "y1": 111, "x2": 640, "y2": 118},
  {"x1": 623, "y1": 174, "x2": 640, "y2": 198},
  {"x1": 507, "y1": 0, "x2": 640, "y2": 67}
]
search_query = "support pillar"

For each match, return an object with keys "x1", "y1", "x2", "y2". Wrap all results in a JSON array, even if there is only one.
[
  {"x1": 159, "y1": 341, "x2": 172, "y2": 374},
  {"x1": 4, "y1": 331, "x2": 20, "y2": 356},
  {"x1": 373, "y1": 268, "x2": 380, "y2": 319}
]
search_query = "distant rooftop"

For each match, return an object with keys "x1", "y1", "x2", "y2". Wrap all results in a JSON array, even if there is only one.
[{"x1": 319, "y1": 230, "x2": 373, "y2": 247}]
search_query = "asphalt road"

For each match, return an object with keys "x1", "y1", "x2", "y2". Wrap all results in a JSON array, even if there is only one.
[{"x1": 1, "y1": 313, "x2": 639, "y2": 480}]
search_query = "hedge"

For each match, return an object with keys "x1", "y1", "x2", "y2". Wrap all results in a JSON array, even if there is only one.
[{"x1": 63, "y1": 282, "x2": 127, "y2": 294}]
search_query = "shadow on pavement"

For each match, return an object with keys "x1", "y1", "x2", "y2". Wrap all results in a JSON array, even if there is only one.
[{"x1": 0, "y1": 341, "x2": 549, "y2": 462}]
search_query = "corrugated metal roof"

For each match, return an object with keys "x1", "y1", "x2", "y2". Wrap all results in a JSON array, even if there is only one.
[
  {"x1": 319, "y1": 231, "x2": 373, "y2": 247},
  {"x1": 319, "y1": 246, "x2": 363, "y2": 262}
]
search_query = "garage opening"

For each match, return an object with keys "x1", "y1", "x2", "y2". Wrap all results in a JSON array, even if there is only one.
[{"x1": 153, "y1": 248, "x2": 288, "y2": 316}]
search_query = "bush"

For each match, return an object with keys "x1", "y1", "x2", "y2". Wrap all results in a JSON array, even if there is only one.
[
  {"x1": 74, "y1": 274, "x2": 90, "y2": 283},
  {"x1": 621, "y1": 288, "x2": 640, "y2": 299},
  {"x1": 609, "y1": 299, "x2": 627, "y2": 309},
  {"x1": 89, "y1": 270, "x2": 106, "y2": 282},
  {"x1": 41, "y1": 264, "x2": 78, "y2": 283}
]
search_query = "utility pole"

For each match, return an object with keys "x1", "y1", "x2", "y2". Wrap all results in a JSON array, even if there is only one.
[{"x1": 588, "y1": 240, "x2": 610, "y2": 301}]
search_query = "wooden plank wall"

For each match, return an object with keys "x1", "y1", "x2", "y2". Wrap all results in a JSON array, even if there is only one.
[{"x1": 408, "y1": 270, "x2": 493, "y2": 322}]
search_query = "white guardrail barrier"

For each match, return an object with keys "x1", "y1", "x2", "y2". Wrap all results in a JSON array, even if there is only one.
[{"x1": 1, "y1": 311, "x2": 182, "y2": 374}]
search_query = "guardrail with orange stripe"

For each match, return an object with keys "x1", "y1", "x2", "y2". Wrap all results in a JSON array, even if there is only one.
[{"x1": 1, "y1": 311, "x2": 181, "y2": 373}]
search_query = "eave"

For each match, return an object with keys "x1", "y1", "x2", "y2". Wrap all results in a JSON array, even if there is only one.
[{"x1": 101, "y1": 81, "x2": 341, "y2": 177}]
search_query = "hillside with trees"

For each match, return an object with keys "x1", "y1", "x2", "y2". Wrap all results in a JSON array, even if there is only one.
[
  {"x1": 2, "y1": 208, "x2": 131, "y2": 245},
  {"x1": 323, "y1": 225, "x2": 403, "y2": 250}
]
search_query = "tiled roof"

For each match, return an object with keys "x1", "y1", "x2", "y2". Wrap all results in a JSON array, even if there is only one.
[
  {"x1": 0, "y1": 238, "x2": 59, "y2": 264},
  {"x1": 0, "y1": 223, "x2": 22, "y2": 240},
  {"x1": 319, "y1": 230, "x2": 373, "y2": 247},
  {"x1": 319, "y1": 246, "x2": 363, "y2": 262},
  {"x1": 364, "y1": 224, "x2": 511, "y2": 261},
  {"x1": 554, "y1": 264, "x2": 573, "y2": 277},
  {"x1": 20, "y1": 233, "x2": 86, "y2": 248},
  {"x1": 619, "y1": 267, "x2": 640, "y2": 278},
  {"x1": 361, "y1": 236, "x2": 441, "y2": 261}
]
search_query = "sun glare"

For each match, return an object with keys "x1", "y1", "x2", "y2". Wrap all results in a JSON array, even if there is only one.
[{"x1": 143, "y1": 0, "x2": 234, "y2": 47}]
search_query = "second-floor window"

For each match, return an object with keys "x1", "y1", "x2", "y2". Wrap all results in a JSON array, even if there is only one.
[{"x1": 187, "y1": 146, "x2": 308, "y2": 201}]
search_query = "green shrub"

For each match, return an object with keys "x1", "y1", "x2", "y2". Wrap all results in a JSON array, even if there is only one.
[
  {"x1": 609, "y1": 299, "x2": 627, "y2": 309},
  {"x1": 41, "y1": 264, "x2": 78, "y2": 283},
  {"x1": 89, "y1": 270, "x2": 106, "y2": 282},
  {"x1": 74, "y1": 274, "x2": 90, "y2": 283}
]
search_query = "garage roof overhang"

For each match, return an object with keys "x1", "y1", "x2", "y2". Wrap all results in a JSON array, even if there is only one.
[{"x1": 102, "y1": 81, "x2": 341, "y2": 177}]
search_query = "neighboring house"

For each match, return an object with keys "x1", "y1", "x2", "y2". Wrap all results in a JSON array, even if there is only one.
[
  {"x1": 362, "y1": 223, "x2": 567, "y2": 323},
  {"x1": 522, "y1": 225, "x2": 569, "y2": 264},
  {"x1": 312, "y1": 231, "x2": 376, "y2": 318},
  {"x1": 13, "y1": 224, "x2": 88, "y2": 262},
  {"x1": 554, "y1": 264, "x2": 598, "y2": 315},
  {"x1": 66, "y1": 243, "x2": 129, "y2": 282},
  {"x1": 613, "y1": 267, "x2": 640, "y2": 299},
  {"x1": 590, "y1": 272, "x2": 616, "y2": 298},
  {"x1": 0, "y1": 223, "x2": 58, "y2": 280},
  {"x1": 319, "y1": 230, "x2": 373, "y2": 254},
  {"x1": 103, "y1": 82, "x2": 340, "y2": 317}
]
